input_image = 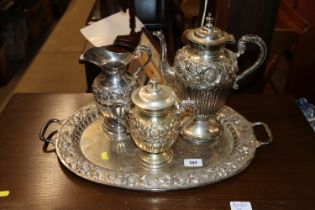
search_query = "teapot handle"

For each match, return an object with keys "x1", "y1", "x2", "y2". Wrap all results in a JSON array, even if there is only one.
[
  {"x1": 233, "y1": 35, "x2": 267, "y2": 89},
  {"x1": 133, "y1": 45, "x2": 152, "y2": 79}
]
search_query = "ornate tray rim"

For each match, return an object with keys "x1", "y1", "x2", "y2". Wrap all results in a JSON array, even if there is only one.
[{"x1": 40, "y1": 102, "x2": 272, "y2": 191}]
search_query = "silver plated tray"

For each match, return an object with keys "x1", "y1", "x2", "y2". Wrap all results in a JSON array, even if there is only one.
[{"x1": 39, "y1": 102, "x2": 272, "y2": 191}]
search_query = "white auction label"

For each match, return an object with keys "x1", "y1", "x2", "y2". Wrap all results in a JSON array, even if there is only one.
[
  {"x1": 230, "y1": 201, "x2": 252, "y2": 210},
  {"x1": 184, "y1": 159, "x2": 203, "y2": 167}
]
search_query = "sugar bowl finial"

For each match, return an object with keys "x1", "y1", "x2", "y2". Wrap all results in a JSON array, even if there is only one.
[{"x1": 147, "y1": 76, "x2": 160, "y2": 92}]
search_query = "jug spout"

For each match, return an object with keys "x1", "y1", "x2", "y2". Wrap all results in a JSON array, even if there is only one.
[
  {"x1": 153, "y1": 31, "x2": 175, "y2": 87},
  {"x1": 80, "y1": 47, "x2": 133, "y2": 70},
  {"x1": 80, "y1": 46, "x2": 152, "y2": 82}
]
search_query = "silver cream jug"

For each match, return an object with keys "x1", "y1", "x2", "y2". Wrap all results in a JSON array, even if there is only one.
[
  {"x1": 153, "y1": 14, "x2": 267, "y2": 143},
  {"x1": 80, "y1": 45, "x2": 152, "y2": 138}
]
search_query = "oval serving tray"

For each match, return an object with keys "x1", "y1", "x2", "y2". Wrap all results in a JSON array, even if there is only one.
[{"x1": 39, "y1": 102, "x2": 272, "y2": 191}]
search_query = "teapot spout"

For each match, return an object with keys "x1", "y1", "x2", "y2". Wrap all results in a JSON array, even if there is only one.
[{"x1": 153, "y1": 31, "x2": 175, "y2": 87}]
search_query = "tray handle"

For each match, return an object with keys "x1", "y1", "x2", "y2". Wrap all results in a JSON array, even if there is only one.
[
  {"x1": 252, "y1": 121, "x2": 273, "y2": 148},
  {"x1": 39, "y1": 119, "x2": 62, "y2": 145}
]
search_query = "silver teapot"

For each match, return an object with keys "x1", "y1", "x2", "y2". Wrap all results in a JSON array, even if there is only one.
[
  {"x1": 153, "y1": 14, "x2": 267, "y2": 144},
  {"x1": 80, "y1": 45, "x2": 151, "y2": 138},
  {"x1": 113, "y1": 77, "x2": 195, "y2": 168}
]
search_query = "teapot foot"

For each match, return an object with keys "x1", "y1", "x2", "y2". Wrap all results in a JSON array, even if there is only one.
[{"x1": 181, "y1": 116, "x2": 221, "y2": 144}]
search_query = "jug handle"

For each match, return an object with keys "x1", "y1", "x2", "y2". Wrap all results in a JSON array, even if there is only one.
[
  {"x1": 133, "y1": 45, "x2": 152, "y2": 79},
  {"x1": 233, "y1": 35, "x2": 267, "y2": 89},
  {"x1": 111, "y1": 102, "x2": 130, "y2": 131}
]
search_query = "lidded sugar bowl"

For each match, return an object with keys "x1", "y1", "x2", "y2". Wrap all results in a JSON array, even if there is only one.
[
  {"x1": 113, "y1": 77, "x2": 194, "y2": 168},
  {"x1": 153, "y1": 14, "x2": 267, "y2": 143}
]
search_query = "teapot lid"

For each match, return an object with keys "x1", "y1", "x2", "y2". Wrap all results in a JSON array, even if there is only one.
[
  {"x1": 132, "y1": 77, "x2": 177, "y2": 111},
  {"x1": 186, "y1": 13, "x2": 234, "y2": 46}
]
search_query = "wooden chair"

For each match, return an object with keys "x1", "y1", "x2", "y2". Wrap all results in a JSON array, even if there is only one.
[
  {"x1": 285, "y1": 26, "x2": 315, "y2": 103},
  {"x1": 263, "y1": 29, "x2": 299, "y2": 93},
  {"x1": 263, "y1": 0, "x2": 315, "y2": 103}
]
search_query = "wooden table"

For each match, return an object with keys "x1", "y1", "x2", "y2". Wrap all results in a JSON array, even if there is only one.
[{"x1": 0, "y1": 93, "x2": 314, "y2": 210}]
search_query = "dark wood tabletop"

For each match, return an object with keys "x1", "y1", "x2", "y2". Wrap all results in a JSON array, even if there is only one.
[{"x1": 0, "y1": 93, "x2": 314, "y2": 210}]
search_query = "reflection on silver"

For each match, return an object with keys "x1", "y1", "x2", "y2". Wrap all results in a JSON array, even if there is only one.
[
  {"x1": 112, "y1": 77, "x2": 195, "y2": 168},
  {"x1": 47, "y1": 102, "x2": 272, "y2": 191},
  {"x1": 153, "y1": 14, "x2": 267, "y2": 143},
  {"x1": 80, "y1": 45, "x2": 152, "y2": 138}
]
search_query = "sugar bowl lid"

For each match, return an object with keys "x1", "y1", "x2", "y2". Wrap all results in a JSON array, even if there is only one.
[
  {"x1": 186, "y1": 13, "x2": 234, "y2": 46},
  {"x1": 131, "y1": 77, "x2": 177, "y2": 111}
]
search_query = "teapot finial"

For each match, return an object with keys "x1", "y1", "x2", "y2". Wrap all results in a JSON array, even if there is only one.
[
  {"x1": 187, "y1": 11, "x2": 234, "y2": 46},
  {"x1": 205, "y1": 13, "x2": 214, "y2": 28}
]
